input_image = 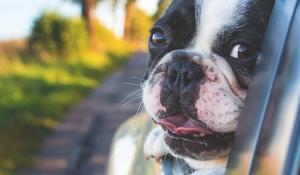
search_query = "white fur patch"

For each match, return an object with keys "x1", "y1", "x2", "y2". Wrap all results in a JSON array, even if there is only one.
[
  {"x1": 185, "y1": 157, "x2": 227, "y2": 170},
  {"x1": 144, "y1": 127, "x2": 168, "y2": 160},
  {"x1": 196, "y1": 80, "x2": 243, "y2": 132},
  {"x1": 143, "y1": 79, "x2": 166, "y2": 120},
  {"x1": 194, "y1": 55, "x2": 246, "y2": 132},
  {"x1": 191, "y1": 168, "x2": 225, "y2": 175},
  {"x1": 193, "y1": 0, "x2": 249, "y2": 54}
]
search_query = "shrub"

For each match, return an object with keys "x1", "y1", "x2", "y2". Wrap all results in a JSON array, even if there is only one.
[
  {"x1": 28, "y1": 12, "x2": 88, "y2": 61},
  {"x1": 92, "y1": 21, "x2": 133, "y2": 54}
]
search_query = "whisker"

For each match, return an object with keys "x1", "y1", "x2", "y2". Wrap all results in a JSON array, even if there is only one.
[
  {"x1": 134, "y1": 102, "x2": 144, "y2": 117},
  {"x1": 221, "y1": 133, "x2": 228, "y2": 141},
  {"x1": 120, "y1": 82, "x2": 142, "y2": 87},
  {"x1": 121, "y1": 96, "x2": 143, "y2": 109},
  {"x1": 163, "y1": 153, "x2": 168, "y2": 162},
  {"x1": 127, "y1": 76, "x2": 145, "y2": 81},
  {"x1": 139, "y1": 106, "x2": 145, "y2": 113},
  {"x1": 138, "y1": 103, "x2": 145, "y2": 113},
  {"x1": 206, "y1": 122, "x2": 212, "y2": 131},
  {"x1": 117, "y1": 89, "x2": 143, "y2": 107}
]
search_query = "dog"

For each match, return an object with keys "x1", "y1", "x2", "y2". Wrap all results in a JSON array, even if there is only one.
[{"x1": 142, "y1": 0, "x2": 275, "y2": 174}]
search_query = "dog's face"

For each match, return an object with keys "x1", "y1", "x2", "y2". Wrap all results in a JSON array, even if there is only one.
[{"x1": 143, "y1": 0, "x2": 274, "y2": 161}]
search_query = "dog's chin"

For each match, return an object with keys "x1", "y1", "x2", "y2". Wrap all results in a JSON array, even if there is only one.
[
  {"x1": 155, "y1": 114, "x2": 235, "y2": 161},
  {"x1": 164, "y1": 131, "x2": 234, "y2": 161}
]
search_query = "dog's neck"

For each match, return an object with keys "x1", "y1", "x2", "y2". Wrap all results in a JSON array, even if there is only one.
[
  {"x1": 185, "y1": 156, "x2": 228, "y2": 174},
  {"x1": 185, "y1": 157, "x2": 228, "y2": 169},
  {"x1": 170, "y1": 157, "x2": 227, "y2": 175},
  {"x1": 191, "y1": 168, "x2": 226, "y2": 175}
]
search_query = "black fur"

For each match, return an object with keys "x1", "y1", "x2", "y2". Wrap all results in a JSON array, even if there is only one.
[
  {"x1": 212, "y1": 0, "x2": 275, "y2": 88},
  {"x1": 148, "y1": 0, "x2": 196, "y2": 70},
  {"x1": 146, "y1": 0, "x2": 275, "y2": 160}
]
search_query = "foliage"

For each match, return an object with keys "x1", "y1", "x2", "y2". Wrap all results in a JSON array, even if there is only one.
[
  {"x1": 28, "y1": 12, "x2": 88, "y2": 61},
  {"x1": 0, "y1": 40, "x2": 26, "y2": 61},
  {"x1": 69, "y1": 0, "x2": 103, "y2": 48},
  {"x1": 0, "y1": 51, "x2": 127, "y2": 175},
  {"x1": 0, "y1": 0, "x2": 156, "y2": 173},
  {"x1": 70, "y1": 0, "x2": 100, "y2": 4},
  {"x1": 93, "y1": 22, "x2": 134, "y2": 52},
  {"x1": 0, "y1": 10, "x2": 132, "y2": 173},
  {"x1": 127, "y1": 5, "x2": 153, "y2": 48}
]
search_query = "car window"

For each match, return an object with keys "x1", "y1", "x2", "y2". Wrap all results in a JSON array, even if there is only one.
[{"x1": 226, "y1": 0, "x2": 300, "y2": 174}]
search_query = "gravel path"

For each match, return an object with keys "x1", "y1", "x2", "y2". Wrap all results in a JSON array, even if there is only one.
[{"x1": 24, "y1": 52, "x2": 149, "y2": 175}]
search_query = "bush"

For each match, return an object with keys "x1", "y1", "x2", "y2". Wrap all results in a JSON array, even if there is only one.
[
  {"x1": 88, "y1": 21, "x2": 133, "y2": 55},
  {"x1": 0, "y1": 51, "x2": 128, "y2": 174},
  {"x1": 28, "y1": 12, "x2": 88, "y2": 61}
]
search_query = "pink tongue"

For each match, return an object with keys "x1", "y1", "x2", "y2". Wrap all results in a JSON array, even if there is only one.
[{"x1": 157, "y1": 116, "x2": 212, "y2": 135}]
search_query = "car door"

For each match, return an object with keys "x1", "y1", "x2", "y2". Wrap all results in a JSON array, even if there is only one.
[{"x1": 226, "y1": 0, "x2": 300, "y2": 174}]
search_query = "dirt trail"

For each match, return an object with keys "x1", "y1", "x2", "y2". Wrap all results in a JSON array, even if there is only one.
[{"x1": 24, "y1": 52, "x2": 149, "y2": 175}]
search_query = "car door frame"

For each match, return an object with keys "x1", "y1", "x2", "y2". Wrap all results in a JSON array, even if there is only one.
[{"x1": 226, "y1": 0, "x2": 300, "y2": 174}]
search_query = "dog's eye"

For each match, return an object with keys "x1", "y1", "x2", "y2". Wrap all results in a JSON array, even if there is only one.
[
  {"x1": 150, "y1": 31, "x2": 167, "y2": 47},
  {"x1": 230, "y1": 44, "x2": 255, "y2": 59}
]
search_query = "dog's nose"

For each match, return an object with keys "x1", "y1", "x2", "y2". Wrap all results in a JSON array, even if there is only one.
[{"x1": 166, "y1": 61, "x2": 204, "y2": 93}]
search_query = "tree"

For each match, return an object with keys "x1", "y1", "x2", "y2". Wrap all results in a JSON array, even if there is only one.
[
  {"x1": 126, "y1": 5, "x2": 152, "y2": 48},
  {"x1": 111, "y1": 0, "x2": 139, "y2": 41},
  {"x1": 70, "y1": 0, "x2": 100, "y2": 46},
  {"x1": 121, "y1": 0, "x2": 170, "y2": 41},
  {"x1": 28, "y1": 12, "x2": 88, "y2": 60},
  {"x1": 123, "y1": 0, "x2": 137, "y2": 41}
]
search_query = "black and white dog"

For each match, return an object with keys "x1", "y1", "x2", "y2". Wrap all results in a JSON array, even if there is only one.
[{"x1": 143, "y1": 0, "x2": 274, "y2": 174}]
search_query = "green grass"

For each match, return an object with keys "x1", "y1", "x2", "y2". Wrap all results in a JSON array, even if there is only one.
[{"x1": 0, "y1": 52, "x2": 128, "y2": 175}]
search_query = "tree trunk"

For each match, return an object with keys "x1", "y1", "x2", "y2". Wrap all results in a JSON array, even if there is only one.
[
  {"x1": 81, "y1": 0, "x2": 97, "y2": 47},
  {"x1": 124, "y1": 2, "x2": 135, "y2": 41}
]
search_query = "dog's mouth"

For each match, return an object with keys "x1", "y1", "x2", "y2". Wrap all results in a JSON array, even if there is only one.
[
  {"x1": 155, "y1": 115, "x2": 234, "y2": 143},
  {"x1": 157, "y1": 115, "x2": 212, "y2": 135},
  {"x1": 154, "y1": 115, "x2": 235, "y2": 160}
]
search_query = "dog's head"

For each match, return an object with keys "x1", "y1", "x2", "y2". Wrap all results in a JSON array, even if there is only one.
[{"x1": 143, "y1": 0, "x2": 274, "y2": 161}]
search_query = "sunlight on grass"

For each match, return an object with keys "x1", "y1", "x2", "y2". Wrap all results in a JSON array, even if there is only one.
[
  {"x1": 0, "y1": 5, "x2": 142, "y2": 174},
  {"x1": 0, "y1": 50, "x2": 129, "y2": 174}
]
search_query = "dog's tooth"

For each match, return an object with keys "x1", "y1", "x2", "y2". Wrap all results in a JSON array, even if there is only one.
[
  {"x1": 200, "y1": 133, "x2": 206, "y2": 137},
  {"x1": 193, "y1": 134, "x2": 198, "y2": 137}
]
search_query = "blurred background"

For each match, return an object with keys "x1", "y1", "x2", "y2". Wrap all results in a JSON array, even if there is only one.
[{"x1": 0, "y1": 0, "x2": 170, "y2": 174}]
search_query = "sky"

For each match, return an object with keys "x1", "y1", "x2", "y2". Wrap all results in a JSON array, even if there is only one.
[{"x1": 0, "y1": 0, "x2": 158, "y2": 41}]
